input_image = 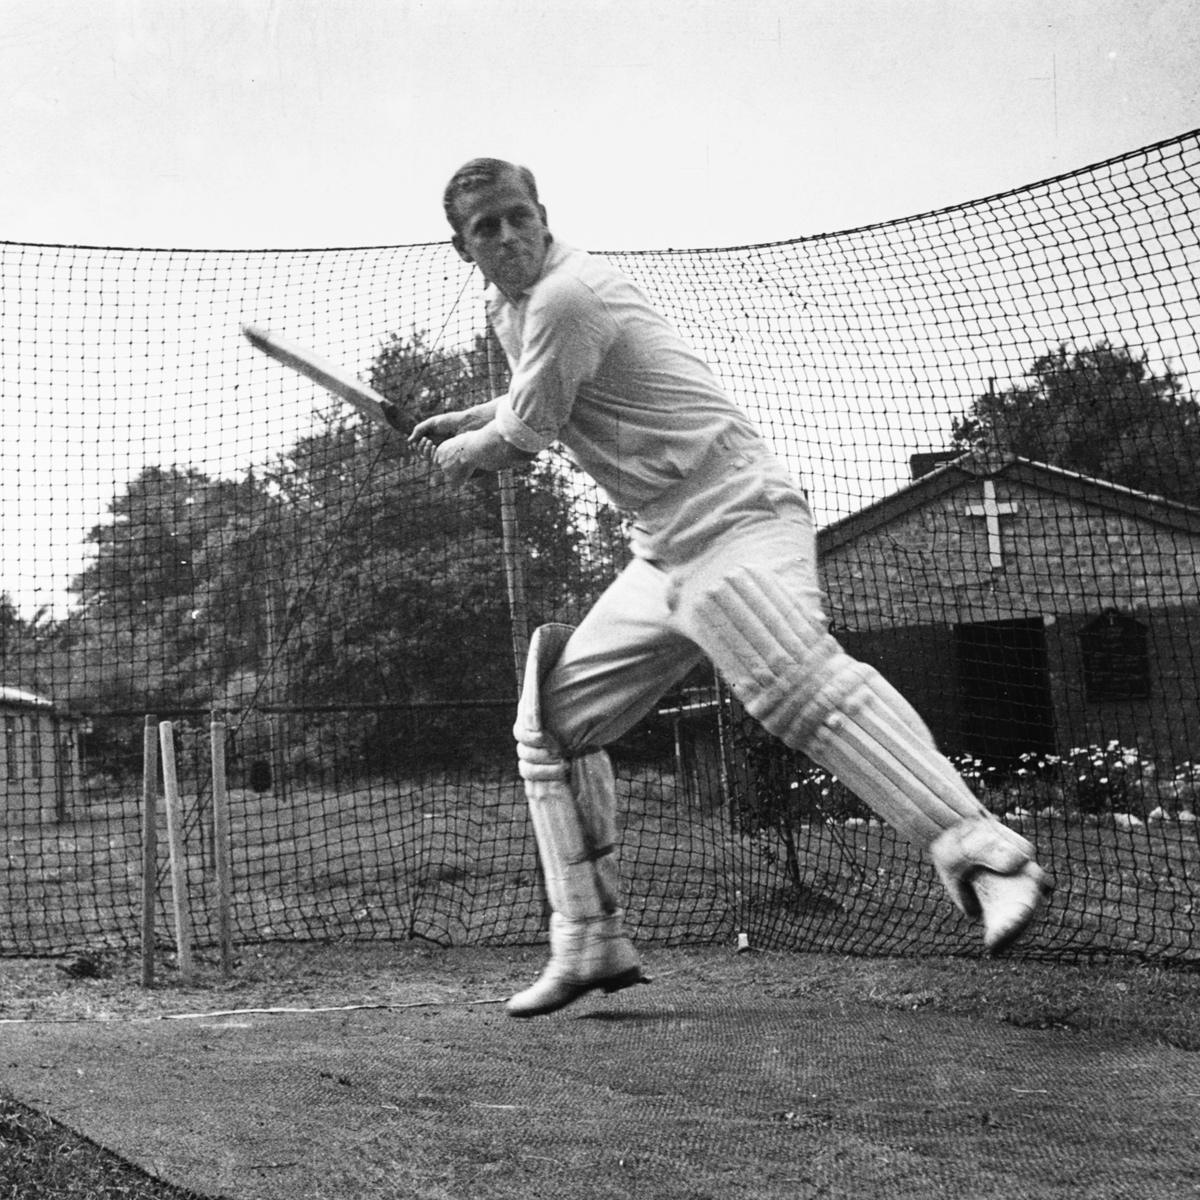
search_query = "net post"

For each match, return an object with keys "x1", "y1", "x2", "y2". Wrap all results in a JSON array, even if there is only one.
[
  {"x1": 486, "y1": 329, "x2": 530, "y2": 690},
  {"x1": 486, "y1": 330, "x2": 546, "y2": 925},
  {"x1": 262, "y1": 569, "x2": 290, "y2": 804},
  {"x1": 140, "y1": 714, "x2": 158, "y2": 989},
  {"x1": 158, "y1": 720, "x2": 194, "y2": 985},
  {"x1": 210, "y1": 712, "x2": 234, "y2": 979}
]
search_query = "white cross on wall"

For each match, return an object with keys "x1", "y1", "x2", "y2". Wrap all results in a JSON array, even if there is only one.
[{"x1": 966, "y1": 480, "x2": 1019, "y2": 569}]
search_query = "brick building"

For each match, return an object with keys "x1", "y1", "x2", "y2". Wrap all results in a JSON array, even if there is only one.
[{"x1": 819, "y1": 452, "x2": 1200, "y2": 771}]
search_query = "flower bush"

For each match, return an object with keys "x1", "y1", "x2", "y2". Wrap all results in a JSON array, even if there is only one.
[
  {"x1": 732, "y1": 716, "x2": 1199, "y2": 833},
  {"x1": 949, "y1": 754, "x2": 1004, "y2": 807},
  {"x1": 788, "y1": 764, "x2": 871, "y2": 823},
  {"x1": 1065, "y1": 741, "x2": 1151, "y2": 816},
  {"x1": 972, "y1": 742, "x2": 1200, "y2": 819},
  {"x1": 1010, "y1": 751, "x2": 1068, "y2": 812},
  {"x1": 1171, "y1": 760, "x2": 1200, "y2": 812}
]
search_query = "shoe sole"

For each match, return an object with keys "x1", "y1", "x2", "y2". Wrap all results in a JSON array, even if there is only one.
[{"x1": 506, "y1": 967, "x2": 649, "y2": 1019}]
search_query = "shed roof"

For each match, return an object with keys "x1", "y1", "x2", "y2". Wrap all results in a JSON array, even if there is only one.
[
  {"x1": 0, "y1": 686, "x2": 55, "y2": 710},
  {"x1": 818, "y1": 452, "x2": 1200, "y2": 554}
]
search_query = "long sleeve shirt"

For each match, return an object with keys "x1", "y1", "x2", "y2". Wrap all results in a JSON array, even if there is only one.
[{"x1": 489, "y1": 240, "x2": 762, "y2": 514}]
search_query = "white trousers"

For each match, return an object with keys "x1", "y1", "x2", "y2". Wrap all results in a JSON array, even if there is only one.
[
  {"x1": 541, "y1": 443, "x2": 824, "y2": 751},
  {"x1": 535, "y1": 443, "x2": 1005, "y2": 853}
]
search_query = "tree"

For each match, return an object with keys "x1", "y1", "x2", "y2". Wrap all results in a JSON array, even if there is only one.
[
  {"x1": 252, "y1": 330, "x2": 623, "y2": 772},
  {"x1": 0, "y1": 594, "x2": 55, "y2": 692},
  {"x1": 0, "y1": 593, "x2": 24, "y2": 669},
  {"x1": 55, "y1": 330, "x2": 625, "y2": 776},
  {"x1": 951, "y1": 342, "x2": 1200, "y2": 506},
  {"x1": 62, "y1": 466, "x2": 281, "y2": 711}
]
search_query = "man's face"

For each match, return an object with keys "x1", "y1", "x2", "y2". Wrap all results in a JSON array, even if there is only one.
[{"x1": 451, "y1": 174, "x2": 551, "y2": 298}]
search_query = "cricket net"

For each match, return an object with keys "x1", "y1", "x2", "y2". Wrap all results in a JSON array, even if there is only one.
[{"x1": 1, "y1": 129, "x2": 1199, "y2": 968}]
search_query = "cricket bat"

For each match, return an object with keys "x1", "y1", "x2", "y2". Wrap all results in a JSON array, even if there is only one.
[{"x1": 241, "y1": 324, "x2": 404, "y2": 434}]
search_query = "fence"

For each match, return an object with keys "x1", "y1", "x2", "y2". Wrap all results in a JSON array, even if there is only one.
[{"x1": 2, "y1": 129, "x2": 1199, "y2": 966}]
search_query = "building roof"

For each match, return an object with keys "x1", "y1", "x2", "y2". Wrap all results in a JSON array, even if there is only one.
[
  {"x1": 0, "y1": 686, "x2": 55, "y2": 710},
  {"x1": 818, "y1": 452, "x2": 1200, "y2": 554}
]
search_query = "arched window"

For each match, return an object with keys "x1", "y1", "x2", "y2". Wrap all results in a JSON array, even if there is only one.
[{"x1": 1080, "y1": 609, "x2": 1150, "y2": 701}]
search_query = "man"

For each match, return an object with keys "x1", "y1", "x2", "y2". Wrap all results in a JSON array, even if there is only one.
[{"x1": 411, "y1": 158, "x2": 1052, "y2": 1018}]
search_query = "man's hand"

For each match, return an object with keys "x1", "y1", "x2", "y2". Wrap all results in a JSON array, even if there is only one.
[
  {"x1": 433, "y1": 429, "x2": 488, "y2": 489},
  {"x1": 427, "y1": 422, "x2": 536, "y2": 489},
  {"x1": 408, "y1": 411, "x2": 467, "y2": 460}
]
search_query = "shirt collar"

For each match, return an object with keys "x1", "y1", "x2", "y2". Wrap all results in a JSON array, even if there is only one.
[{"x1": 484, "y1": 236, "x2": 568, "y2": 306}]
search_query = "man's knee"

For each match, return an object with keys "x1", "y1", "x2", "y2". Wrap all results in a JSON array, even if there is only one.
[
  {"x1": 512, "y1": 622, "x2": 613, "y2": 761},
  {"x1": 514, "y1": 624, "x2": 575, "y2": 780},
  {"x1": 686, "y1": 562, "x2": 865, "y2": 749}
]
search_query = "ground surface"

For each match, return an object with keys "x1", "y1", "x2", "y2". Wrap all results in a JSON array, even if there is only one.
[{"x1": 2, "y1": 943, "x2": 1199, "y2": 1199}]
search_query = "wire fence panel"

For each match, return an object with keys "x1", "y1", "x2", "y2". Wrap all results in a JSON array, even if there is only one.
[{"x1": 1, "y1": 129, "x2": 1199, "y2": 965}]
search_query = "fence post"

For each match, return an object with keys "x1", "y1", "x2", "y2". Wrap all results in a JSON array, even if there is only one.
[
  {"x1": 140, "y1": 714, "x2": 158, "y2": 988},
  {"x1": 158, "y1": 720, "x2": 194, "y2": 985},
  {"x1": 211, "y1": 714, "x2": 234, "y2": 979}
]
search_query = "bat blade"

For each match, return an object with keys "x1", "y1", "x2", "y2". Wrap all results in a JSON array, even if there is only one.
[{"x1": 241, "y1": 324, "x2": 404, "y2": 434}]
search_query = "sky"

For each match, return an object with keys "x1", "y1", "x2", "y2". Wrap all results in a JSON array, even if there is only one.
[
  {"x1": 2, "y1": 0, "x2": 1198, "y2": 252},
  {"x1": 1, "y1": 0, "x2": 1199, "y2": 620}
]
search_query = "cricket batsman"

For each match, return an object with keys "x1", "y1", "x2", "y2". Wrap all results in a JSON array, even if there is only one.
[{"x1": 410, "y1": 158, "x2": 1053, "y2": 1018}]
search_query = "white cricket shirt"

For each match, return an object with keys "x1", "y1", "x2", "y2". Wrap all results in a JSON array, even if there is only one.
[{"x1": 489, "y1": 241, "x2": 762, "y2": 514}]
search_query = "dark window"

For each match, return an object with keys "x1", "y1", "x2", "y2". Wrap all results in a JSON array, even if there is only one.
[
  {"x1": 1080, "y1": 610, "x2": 1150, "y2": 701},
  {"x1": 954, "y1": 617, "x2": 1056, "y2": 767}
]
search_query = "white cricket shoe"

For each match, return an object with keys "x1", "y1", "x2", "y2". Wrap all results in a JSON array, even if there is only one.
[
  {"x1": 506, "y1": 911, "x2": 647, "y2": 1018},
  {"x1": 971, "y1": 861, "x2": 1053, "y2": 954}
]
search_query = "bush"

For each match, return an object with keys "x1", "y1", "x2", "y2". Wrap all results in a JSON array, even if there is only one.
[
  {"x1": 1169, "y1": 760, "x2": 1200, "y2": 815},
  {"x1": 1065, "y1": 741, "x2": 1151, "y2": 816},
  {"x1": 790, "y1": 764, "x2": 871, "y2": 823},
  {"x1": 949, "y1": 754, "x2": 1006, "y2": 810}
]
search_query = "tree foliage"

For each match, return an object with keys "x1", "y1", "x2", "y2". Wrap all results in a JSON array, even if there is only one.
[
  {"x1": 56, "y1": 466, "x2": 275, "y2": 711},
  {"x1": 0, "y1": 593, "x2": 53, "y2": 693},
  {"x1": 48, "y1": 331, "x2": 624, "y2": 777},
  {"x1": 951, "y1": 341, "x2": 1200, "y2": 505}
]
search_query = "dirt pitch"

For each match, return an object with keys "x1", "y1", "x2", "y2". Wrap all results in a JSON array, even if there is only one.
[{"x1": 2, "y1": 943, "x2": 1199, "y2": 1199}]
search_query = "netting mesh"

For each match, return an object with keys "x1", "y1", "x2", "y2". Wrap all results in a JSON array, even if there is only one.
[{"x1": 2, "y1": 129, "x2": 1199, "y2": 966}]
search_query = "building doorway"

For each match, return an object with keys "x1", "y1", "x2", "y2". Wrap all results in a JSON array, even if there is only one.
[{"x1": 954, "y1": 617, "x2": 1055, "y2": 769}]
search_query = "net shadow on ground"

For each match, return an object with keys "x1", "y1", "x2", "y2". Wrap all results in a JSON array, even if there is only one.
[{"x1": 3, "y1": 958, "x2": 1199, "y2": 1200}]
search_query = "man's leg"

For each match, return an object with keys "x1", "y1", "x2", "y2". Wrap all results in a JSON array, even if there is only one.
[
  {"x1": 508, "y1": 560, "x2": 706, "y2": 1017},
  {"x1": 678, "y1": 539, "x2": 1052, "y2": 954}
]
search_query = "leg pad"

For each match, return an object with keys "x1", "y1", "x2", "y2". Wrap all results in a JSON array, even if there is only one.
[
  {"x1": 685, "y1": 562, "x2": 1052, "y2": 948},
  {"x1": 688, "y1": 563, "x2": 989, "y2": 845},
  {"x1": 515, "y1": 624, "x2": 623, "y2": 920}
]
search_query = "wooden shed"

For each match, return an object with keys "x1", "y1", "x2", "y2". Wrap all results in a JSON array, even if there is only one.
[{"x1": 0, "y1": 686, "x2": 83, "y2": 823}]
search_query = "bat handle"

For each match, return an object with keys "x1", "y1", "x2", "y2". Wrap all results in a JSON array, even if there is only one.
[{"x1": 379, "y1": 400, "x2": 403, "y2": 431}]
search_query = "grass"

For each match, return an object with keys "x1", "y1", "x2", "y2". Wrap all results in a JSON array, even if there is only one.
[
  {"x1": 2, "y1": 768, "x2": 1199, "y2": 967},
  {"x1": 740, "y1": 803, "x2": 1200, "y2": 961},
  {"x1": 3, "y1": 941, "x2": 1200, "y2": 1199},
  {"x1": 0, "y1": 770, "x2": 740, "y2": 955},
  {"x1": 0, "y1": 1098, "x2": 221, "y2": 1200},
  {"x1": 2, "y1": 767, "x2": 1199, "y2": 1195}
]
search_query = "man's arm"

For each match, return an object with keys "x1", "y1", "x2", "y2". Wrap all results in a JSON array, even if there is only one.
[
  {"x1": 408, "y1": 399, "x2": 499, "y2": 452},
  {"x1": 433, "y1": 420, "x2": 536, "y2": 488},
  {"x1": 455, "y1": 399, "x2": 500, "y2": 431}
]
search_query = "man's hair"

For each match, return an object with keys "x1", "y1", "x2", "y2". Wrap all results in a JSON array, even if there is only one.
[{"x1": 443, "y1": 158, "x2": 540, "y2": 233}]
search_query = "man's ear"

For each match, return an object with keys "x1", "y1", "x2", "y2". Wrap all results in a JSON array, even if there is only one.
[{"x1": 452, "y1": 233, "x2": 472, "y2": 263}]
